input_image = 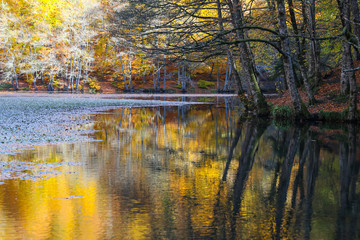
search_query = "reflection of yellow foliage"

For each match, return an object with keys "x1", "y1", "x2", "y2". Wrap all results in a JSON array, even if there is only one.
[{"x1": 0, "y1": 106, "x2": 338, "y2": 239}]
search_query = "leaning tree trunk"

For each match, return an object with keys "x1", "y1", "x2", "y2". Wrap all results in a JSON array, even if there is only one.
[
  {"x1": 228, "y1": 0, "x2": 269, "y2": 115},
  {"x1": 277, "y1": 0, "x2": 306, "y2": 117},
  {"x1": 228, "y1": 51, "x2": 244, "y2": 93}
]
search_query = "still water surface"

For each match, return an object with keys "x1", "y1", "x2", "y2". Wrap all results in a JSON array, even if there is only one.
[{"x1": 0, "y1": 97, "x2": 359, "y2": 239}]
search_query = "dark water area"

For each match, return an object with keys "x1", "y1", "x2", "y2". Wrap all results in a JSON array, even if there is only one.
[{"x1": 0, "y1": 97, "x2": 359, "y2": 239}]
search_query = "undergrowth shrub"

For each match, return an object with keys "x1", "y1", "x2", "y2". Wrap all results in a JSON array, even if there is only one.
[
  {"x1": 271, "y1": 105, "x2": 295, "y2": 121},
  {"x1": 318, "y1": 110, "x2": 346, "y2": 122},
  {"x1": 89, "y1": 78, "x2": 101, "y2": 93},
  {"x1": 0, "y1": 82, "x2": 13, "y2": 90},
  {"x1": 198, "y1": 80, "x2": 215, "y2": 89}
]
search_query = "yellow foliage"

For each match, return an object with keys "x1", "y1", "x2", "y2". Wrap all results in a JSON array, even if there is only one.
[{"x1": 89, "y1": 78, "x2": 101, "y2": 91}]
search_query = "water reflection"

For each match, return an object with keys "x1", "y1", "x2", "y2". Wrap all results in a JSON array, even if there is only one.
[{"x1": 0, "y1": 99, "x2": 359, "y2": 239}]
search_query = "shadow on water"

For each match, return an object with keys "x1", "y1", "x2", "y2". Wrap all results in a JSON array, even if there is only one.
[
  {"x1": 212, "y1": 116, "x2": 360, "y2": 239},
  {"x1": 0, "y1": 98, "x2": 359, "y2": 239},
  {"x1": 336, "y1": 124, "x2": 360, "y2": 240}
]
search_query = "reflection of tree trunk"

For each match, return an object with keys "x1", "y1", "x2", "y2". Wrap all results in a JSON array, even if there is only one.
[
  {"x1": 348, "y1": 125, "x2": 359, "y2": 202},
  {"x1": 216, "y1": 97, "x2": 219, "y2": 157},
  {"x1": 267, "y1": 130, "x2": 289, "y2": 202},
  {"x1": 230, "y1": 121, "x2": 266, "y2": 238},
  {"x1": 304, "y1": 140, "x2": 320, "y2": 239},
  {"x1": 225, "y1": 98, "x2": 230, "y2": 150},
  {"x1": 211, "y1": 182, "x2": 229, "y2": 239},
  {"x1": 118, "y1": 108, "x2": 125, "y2": 140},
  {"x1": 336, "y1": 124, "x2": 359, "y2": 239},
  {"x1": 222, "y1": 120, "x2": 243, "y2": 181},
  {"x1": 291, "y1": 138, "x2": 310, "y2": 209},
  {"x1": 275, "y1": 128, "x2": 300, "y2": 239}
]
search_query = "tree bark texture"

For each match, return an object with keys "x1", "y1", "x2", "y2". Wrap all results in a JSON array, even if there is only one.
[
  {"x1": 228, "y1": 0, "x2": 269, "y2": 115},
  {"x1": 277, "y1": 0, "x2": 304, "y2": 115}
]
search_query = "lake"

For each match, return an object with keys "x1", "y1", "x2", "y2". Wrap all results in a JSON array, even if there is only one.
[{"x1": 0, "y1": 96, "x2": 359, "y2": 239}]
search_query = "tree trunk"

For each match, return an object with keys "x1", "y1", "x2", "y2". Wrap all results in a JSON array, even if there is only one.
[
  {"x1": 163, "y1": 55, "x2": 166, "y2": 90},
  {"x1": 216, "y1": 57, "x2": 220, "y2": 92},
  {"x1": 48, "y1": 74, "x2": 54, "y2": 91},
  {"x1": 228, "y1": 51, "x2": 244, "y2": 93},
  {"x1": 12, "y1": 67, "x2": 18, "y2": 90},
  {"x1": 128, "y1": 50, "x2": 134, "y2": 92},
  {"x1": 351, "y1": 0, "x2": 360, "y2": 61},
  {"x1": 338, "y1": 0, "x2": 357, "y2": 120},
  {"x1": 118, "y1": 45, "x2": 129, "y2": 91},
  {"x1": 223, "y1": 52, "x2": 231, "y2": 91},
  {"x1": 308, "y1": 0, "x2": 321, "y2": 87},
  {"x1": 181, "y1": 61, "x2": 187, "y2": 92},
  {"x1": 156, "y1": 57, "x2": 160, "y2": 92},
  {"x1": 277, "y1": 0, "x2": 305, "y2": 116},
  {"x1": 228, "y1": 0, "x2": 269, "y2": 115},
  {"x1": 288, "y1": 0, "x2": 315, "y2": 104}
]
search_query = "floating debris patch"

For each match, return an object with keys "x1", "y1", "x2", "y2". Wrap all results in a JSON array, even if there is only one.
[
  {"x1": 47, "y1": 195, "x2": 84, "y2": 199},
  {"x1": 0, "y1": 96, "x2": 195, "y2": 154},
  {"x1": 0, "y1": 161, "x2": 82, "y2": 182}
]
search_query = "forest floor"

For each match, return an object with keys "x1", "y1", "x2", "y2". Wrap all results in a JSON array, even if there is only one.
[{"x1": 268, "y1": 64, "x2": 360, "y2": 114}]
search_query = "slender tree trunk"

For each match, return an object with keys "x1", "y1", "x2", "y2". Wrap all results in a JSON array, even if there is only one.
[
  {"x1": 163, "y1": 55, "x2": 166, "y2": 90},
  {"x1": 288, "y1": 0, "x2": 315, "y2": 104},
  {"x1": 177, "y1": 64, "x2": 181, "y2": 85},
  {"x1": 277, "y1": 0, "x2": 305, "y2": 116},
  {"x1": 209, "y1": 62, "x2": 214, "y2": 80},
  {"x1": 346, "y1": 48, "x2": 358, "y2": 120},
  {"x1": 118, "y1": 45, "x2": 129, "y2": 91},
  {"x1": 217, "y1": 57, "x2": 220, "y2": 92},
  {"x1": 351, "y1": 0, "x2": 360, "y2": 61},
  {"x1": 153, "y1": 66, "x2": 156, "y2": 90},
  {"x1": 338, "y1": 0, "x2": 358, "y2": 120},
  {"x1": 48, "y1": 74, "x2": 54, "y2": 91},
  {"x1": 12, "y1": 67, "x2": 18, "y2": 90},
  {"x1": 156, "y1": 56, "x2": 160, "y2": 91},
  {"x1": 308, "y1": 0, "x2": 321, "y2": 87},
  {"x1": 128, "y1": 49, "x2": 133, "y2": 92},
  {"x1": 181, "y1": 61, "x2": 187, "y2": 92},
  {"x1": 223, "y1": 52, "x2": 231, "y2": 91},
  {"x1": 76, "y1": 56, "x2": 83, "y2": 91},
  {"x1": 228, "y1": 51, "x2": 244, "y2": 93}
]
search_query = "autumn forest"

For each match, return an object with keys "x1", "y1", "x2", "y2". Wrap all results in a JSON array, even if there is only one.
[
  {"x1": 0, "y1": 1, "x2": 360, "y2": 239},
  {"x1": 0, "y1": 0, "x2": 359, "y2": 120}
]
